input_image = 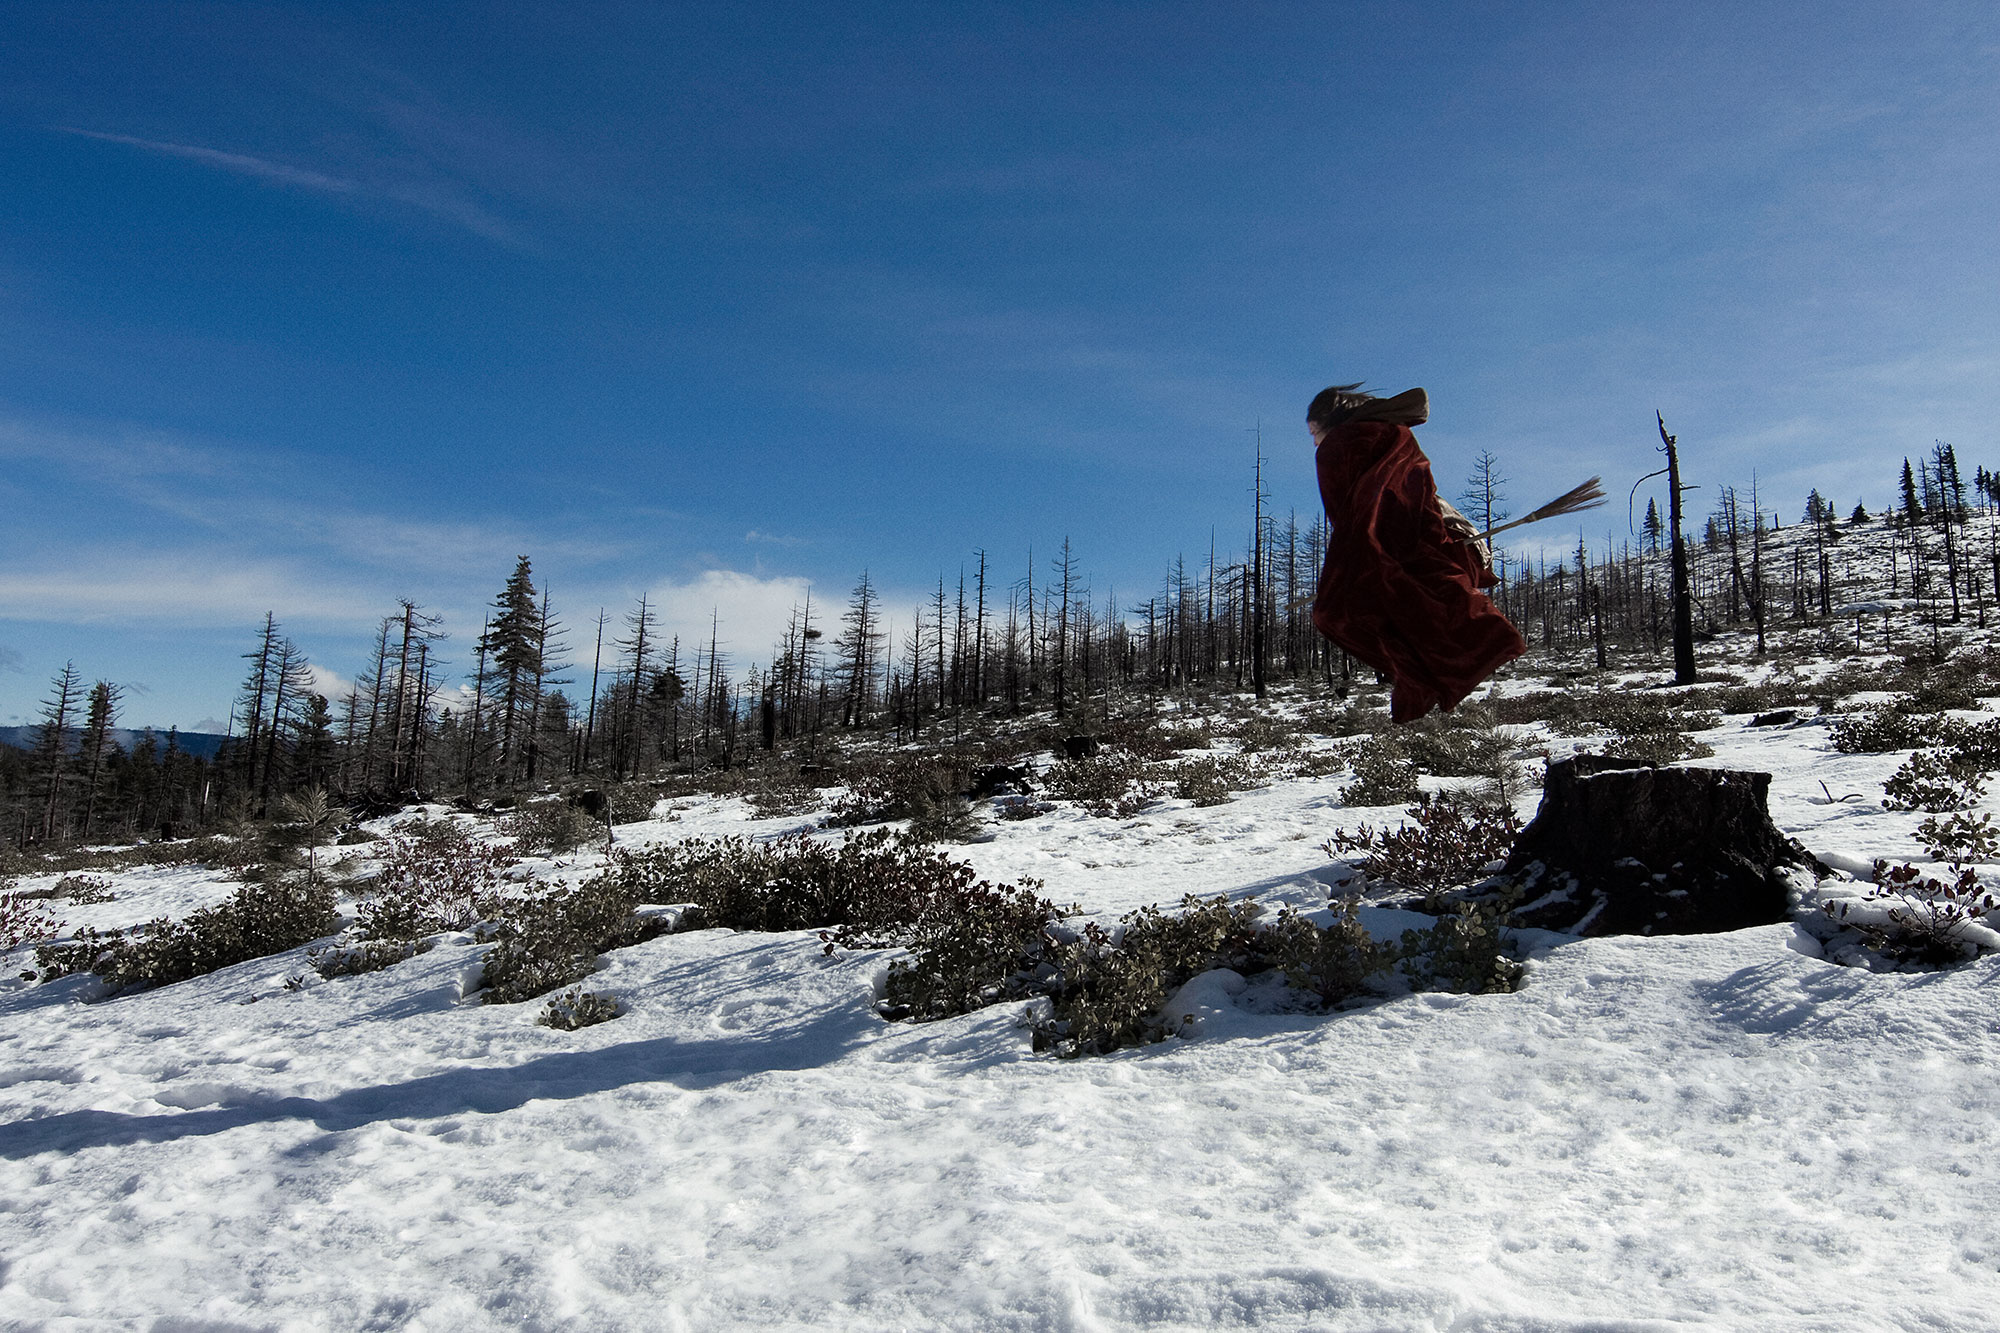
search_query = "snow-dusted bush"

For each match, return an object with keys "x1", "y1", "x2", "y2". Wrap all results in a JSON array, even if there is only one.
[
  {"x1": 743, "y1": 775, "x2": 819, "y2": 820},
  {"x1": 1281, "y1": 746, "x2": 1351, "y2": 780},
  {"x1": 1263, "y1": 900, "x2": 1392, "y2": 1006},
  {"x1": 538, "y1": 988, "x2": 621, "y2": 1030},
  {"x1": 1819, "y1": 861, "x2": 2000, "y2": 967},
  {"x1": 1231, "y1": 714, "x2": 1304, "y2": 753},
  {"x1": 2, "y1": 884, "x2": 65, "y2": 952},
  {"x1": 1324, "y1": 793, "x2": 1519, "y2": 907},
  {"x1": 1829, "y1": 708, "x2": 1961, "y2": 754},
  {"x1": 50, "y1": 874, "x2": 116, "y2": 904},
  {"x1": 1340, "y1": 735, "x2": 1421, "y2": 806},
  {"x1": 31, "y1": 876, "x2": 338, "y2": 992},
  {"x1": 603, "y1": 784, "x2": 659, "y2": 825},
  {"x1": 502, "y1": 799, "x2": 602, "y2": 856},
  {"x1": 865, "y1": 879, "x2": 1062, "y2": 1022},
  {"x1": 1397, "y1": 706, "x2": 1517, "y2": 780},
  {"x1": 1916, "y1": 811, "x2": 2000, "y2": 863},
  {"x1": 1032, "y1": 895, "x2": 1266, "y2": 1058},
  {"x1": 1398, "y1": 890, "x2": 1525, "y2": 994},
  {"x1": 1591, "y1": 728, "x2": 1715, "y2": 765},
  {"x1": 481, "y1": 880, "x2": 665, "y2": 1005},
  {"x1": 1040, "y1": 755, "x2": 1154, "y2": 817},
  {"x1": 309, "y1": 936, "x2": 436, "y2": 979},
  {"x1": 358, "y1": 821, "x2": 518, "y2": 939},
  {"x1": 1881, "y1": 749, "x2": 1989, "y2": 813},
  {"x1": 824, "y1": 754, "x2": 973, "y2": 832},
  {"x1": 1167, "y1": 754, "x2": 1255, "y2": 806}
]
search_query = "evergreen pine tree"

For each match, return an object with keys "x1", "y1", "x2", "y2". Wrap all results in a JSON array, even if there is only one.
[{"x1": 477, "y1": 556, "x2": 546, "y2": 788}]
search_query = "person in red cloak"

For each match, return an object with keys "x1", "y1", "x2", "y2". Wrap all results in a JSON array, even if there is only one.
[{"x1": 1308, "y1": 383, "x2": 1525, "y2": 724}]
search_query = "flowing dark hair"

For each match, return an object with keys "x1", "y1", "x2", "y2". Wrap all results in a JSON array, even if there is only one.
[{"x1": 1306, "y1": 382, "x2": 1375, "y2": 431}]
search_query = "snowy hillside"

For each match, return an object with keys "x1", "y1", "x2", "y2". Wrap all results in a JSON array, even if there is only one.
[{"x1": 7, "y1": 613, "x2": 2000, "y2": 1331}]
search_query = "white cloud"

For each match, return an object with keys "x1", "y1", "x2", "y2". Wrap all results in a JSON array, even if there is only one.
[
  {"x1": 639, "y1": 570, "x2": 816, "y2": 670},
  {"x1": 302, "y1": 663, "x2": 355, "y2": 703},
  {"x1": 0, "y1": 549, "x2": 387, "y2": 631},
  {"x1": 58, "y1": 127, "x2": 522, "y2": 245}
]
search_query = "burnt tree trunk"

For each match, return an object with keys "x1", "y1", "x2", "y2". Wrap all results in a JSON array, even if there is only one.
[{"x1": 1505, "y1": 756, "x2": 1823, "y2": 936}]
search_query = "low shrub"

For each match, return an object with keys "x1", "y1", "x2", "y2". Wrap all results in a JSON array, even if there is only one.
[
  {"x1": 1281, "y1": 747, "x2": 1351, "y2": 780},
  {"x1": 1031, "y1": 895, "x2": 1267, "y2": 1058},
  {"x1": 1167, "y1": 755, "x2": 1256, "y2": 807},
  {"x1": 1263, "y1": 900, "x2": 1393, "y2": 1006},
  {"x1": 1589, "y1": 728, "x2": 1715, "y2": 766},
  {"x1": 481, "y1": 872, "x2": 674, "y2": 1004},
  {"x1": 744, "y1": 775, "x2": 820, "y2": 820},
  {"x1": 1821, "y1": 861, "x2": 2000, "y2": 966},
  {"x1": 309, "y1": 936, "x2": 436, "y2": 979},
  {"x1": 1297, "y1": 700, "x2": 1384, "y2": 739},
  {"x1": 824, "y1": 754, "x2": 974, "y2": 833},
  {"x1": 1232, "y1": 714, "x2": 1304, "y2": 753},
  {"x1": 1397, "y1": 707, "x2": 1514, "y2": 779},
  {"x1": 30, "y1": 876, "x2": 338, "y2": 991},
  {"x1": 503, "y1": 800, "x2": 603, "y2": 856},
  {"x1": 1398, "y1": 889, "x2": 1525, "y2": 994},
  {"x1": 1041, "y1": 755, "x2": 1154, "y2": 818},
  {"x1": 50, "y1": 874, "x2": 117, "y2": 904},
  {"x1": 602, "y1": 826, "x2": 1018, "y2": 938},
  {"x1": 1829, "y1": 708, "x2": 1961, "y2": 754},
  {"x1": 3, "y1": 885, "x2": 65, "y2": 952},
  {"x1": 1917, "y1": 812, "x2": 2000, "y2": 863},
  {"x1": 1948, "y1": 718, "x2": 2000, "y2": 768},
  {"x1": 1323, "y1": 794, "x2": 1520, "y2": 908},
  {"x1": 1340, "y1": 735, "x2": 1422, "y2": 807},
  {"x1": 1106, "y1": 714, "x2": 1213, "y2": 759},
  {"x1": 1881, "y1": 749, "x2": 1989, "y2": 813},
  {"x1": 538, "y1": 988, "x2": 622, "y2": 1030},
  {"x1": 604, "y1": 785, "x2": 660, "y2": 825},
  {"x1": 358, "y1": 821, "x2": 519, "y2": 939},
  {"x1": 866, "y1": 880, "x2": 1065, "y2": 1022}
]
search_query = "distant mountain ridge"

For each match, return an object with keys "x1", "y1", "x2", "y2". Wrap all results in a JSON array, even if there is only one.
[{"x1": 0, "y1": 725, "x2": 231, "y2": 761}]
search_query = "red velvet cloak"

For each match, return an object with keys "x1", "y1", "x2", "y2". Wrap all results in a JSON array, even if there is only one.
[{"x1": 1311, "y1": 421, "x2": 1525, "y2": 724}]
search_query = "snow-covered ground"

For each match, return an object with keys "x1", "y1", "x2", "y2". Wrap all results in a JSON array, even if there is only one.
[{"x1": 6, "y1": 651, "x2": 2000, "y2": 1330}]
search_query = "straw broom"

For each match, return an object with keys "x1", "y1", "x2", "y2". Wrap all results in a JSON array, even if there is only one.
[
  {"x1": 1472, "y1": 476, "x2": 1606, "y2": 540},
  {"x1": 1286, "y1": 476, "x2": 1608, "y2": 610}
]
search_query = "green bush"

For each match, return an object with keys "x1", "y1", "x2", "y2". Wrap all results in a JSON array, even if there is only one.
[
  {"x1": 1167, "y1": 755, "x2": 1256, "y2": 806},
  {"x1": 871, "y1": 880, "x2": 1064, "y2": 1022},
  {"x1": 1881, "y1": 749, "x2": 1989, "y2": 813},
  {"x1": 538, "y1": 987, "x2": 622, "y2": 1030},
  {"x1": 1232, "y1": 715, "x2": 1304, "y2": 753},
  {"x1": 1041, "y1": 755, "x2": 1154, "y2": 817},
  {"x1": 1031, "y1": 896, "x2": 1266, "y2": 1058},
  {"x1": 31, "y1": 876, "x2": 338, "y2": 992},
  {"x1": 1340, "y1": 736, "x2": 1422, "y2": 807},
  {"x1": 1323, "y1": 793, "x2": 1520, "y2": 908},
  {"x1": 1917, "y1": 812, "x2": 2000, "y2": 863},
  {"x1": 1399, "y1": 889, "x2": 1525, "y2": 994},
  {"x1": 310, "y1": 936, "x2": 436, "y2": 979},
  {"x1": 481, "y1": 872, "x2": 674, "y2": 1004},
  {"x1": 503, "y1": 800, "x2": 603, "y2": 856},
  {"x1": 604, "y1": 785, "x2": 660, "y2": 825},
  {"x1": 824, "y1": 754, "x2": 974, "y2": 831},
  {"x1": 1397, "y1": 707, "x2": 1514, "y2": 779},
  {"x1": 1829, "y1": 708, "x2": 1961, "y2": 754},
  {"x1": 1589, "y1": 728, "x2": 1715, "y2": 765},
  {"x1": 1263, "y1": 900, "x2": 1393, "y2": 1006},
  {"x1": 358, "y1": 821, "x2": 519, "y2": 939}
]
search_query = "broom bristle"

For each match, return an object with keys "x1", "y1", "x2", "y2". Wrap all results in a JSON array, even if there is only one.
[{"x1": 1522, "y1": 477, "x2": 1606, "y2": 523}]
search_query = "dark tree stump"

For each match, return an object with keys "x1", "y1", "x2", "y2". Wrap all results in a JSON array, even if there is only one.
[{"x1": 1505, "y1": 756, "x2": 1822, "y2": 936}]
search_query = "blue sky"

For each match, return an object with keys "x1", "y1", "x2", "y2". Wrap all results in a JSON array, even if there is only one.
[{"x1": 3, "y1": 1, "x2": 1997, "y2": 731}]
